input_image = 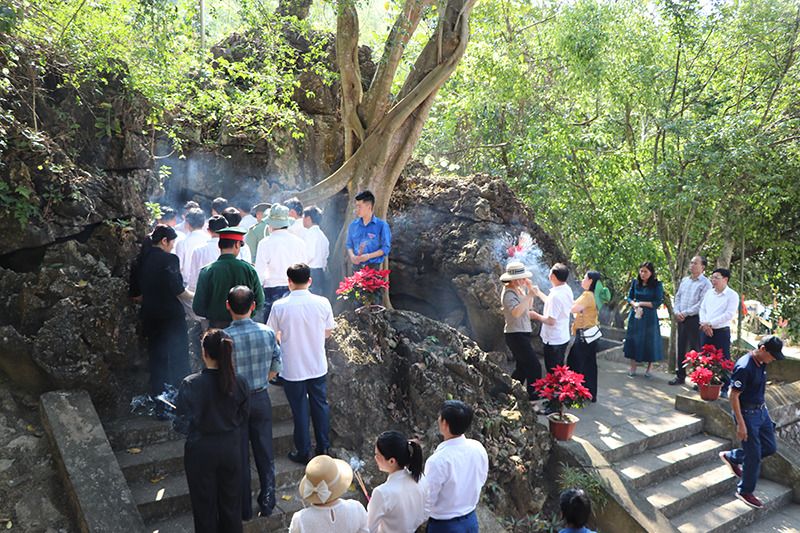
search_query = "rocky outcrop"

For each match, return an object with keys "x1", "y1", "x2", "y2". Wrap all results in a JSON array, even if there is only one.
[
  {"x1": 326, "y1": 309, "x2": 551, "y2": 519},
  {"x1": 388, "y1": 168, "x2": 574, "y2": 352}
]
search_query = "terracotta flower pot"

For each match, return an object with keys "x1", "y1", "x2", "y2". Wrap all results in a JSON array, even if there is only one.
[
  {"x1": 698, "y1": 384, "x2": 722, "y2": 401},
  {"x1": 547, "y1": 413, "x2": 579, "y2": 441}
]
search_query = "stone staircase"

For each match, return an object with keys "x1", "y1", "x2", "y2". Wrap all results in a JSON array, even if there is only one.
[
  {"x1": 554, "y1": 360, "x2": 800, "y2": 533},
  {"x1": 615, "y1": 423, "x2": 796, "y2": 533},
  {"x1": 103, "y1": 385, "x2": 327, "y2": 533}
]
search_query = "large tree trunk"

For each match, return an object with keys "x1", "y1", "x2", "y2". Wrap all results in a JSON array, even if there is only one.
[{"x1": 295, "y1": 0, "x2": 479, "y2": 302}]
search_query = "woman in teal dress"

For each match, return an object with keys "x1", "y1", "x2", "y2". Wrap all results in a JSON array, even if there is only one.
[{"x1": 623, "y1": 261, "x2": 664, "y2": 377}]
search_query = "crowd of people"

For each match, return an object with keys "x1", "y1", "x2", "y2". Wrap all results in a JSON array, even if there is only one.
[{"x1": 499, "y1": 256, "x2": 787, "y2": 511}]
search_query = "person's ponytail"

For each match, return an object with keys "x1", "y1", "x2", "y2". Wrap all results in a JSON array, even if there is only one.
[{"x1": 202, "y1": 329, "x2": 237, "y2": 397}]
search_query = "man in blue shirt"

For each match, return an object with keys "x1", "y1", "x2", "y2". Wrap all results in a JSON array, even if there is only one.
[
  {"x1": 224, "y1": 286, "x2": 282, "y2": 520},
  {"x1": 346, "y1": 190, "x2": 391, "y2": 269},
  {"x1": 719, "y1": 335, "x2": 785, "y2": 509}
]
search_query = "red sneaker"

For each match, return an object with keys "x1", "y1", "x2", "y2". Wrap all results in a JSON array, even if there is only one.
[
  {"x1": 719, "y1": 451, "x2": 742, "y2": 478},
  {"x1": 736, "y1": 491, "x2": 763, "y2": 509}
]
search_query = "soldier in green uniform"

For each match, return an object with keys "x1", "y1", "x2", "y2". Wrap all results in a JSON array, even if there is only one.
[{"x1": 193, "y1": 227, "x2": 265, "y2": 329}]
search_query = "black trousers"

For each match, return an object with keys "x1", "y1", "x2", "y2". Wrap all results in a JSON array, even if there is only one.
[
  {"x1": 309, "y1": 268, "x2": 326, "y2": 296},
  {"x1": 240, "y1": 389, "x2": 275, "y2": 519},
  {"x1": 675, "y1": 314, "x2": 701, "y2": 381},
  {"x1": 142, "y1": 315, "x2": 191, "y2": 398},
  {"x1": 701, "y1": 327, "x2": 731, "y2": 393},
  {"x1": 505, "y1": 332, "x2": 542, "y2": 400},
  {"x1": 543, "y1": 342, "x2": 568, "y2": 375},
  {"x1": 185, "y1": 430, "x2": 243, "y2": 533},
  {"x1": 567, "y1": 336, "x2": 598, "y2": 401}
]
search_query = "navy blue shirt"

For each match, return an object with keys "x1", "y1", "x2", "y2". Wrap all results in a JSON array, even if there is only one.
[
  {"x1": 346, "y1": 215, "x2": 391, "y2": 265},
  {"x1": 730, "y1": 351, "x2": 767, "y2": 405}
]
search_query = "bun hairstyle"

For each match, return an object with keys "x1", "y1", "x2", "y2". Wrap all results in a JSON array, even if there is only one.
[
  {"x1": 202, "y1": 329, "x2": 236, "y2": 397},
  {"x1": 133, "y1": 224, "x2": 178, "y2": 269},
  {"x1": 376, "y1": 430, "x2": 424, "y2": 482}
]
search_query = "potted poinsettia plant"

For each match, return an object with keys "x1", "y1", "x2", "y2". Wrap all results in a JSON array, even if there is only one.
[
  {"x1": 533, "y1": 365, "x2": 593, "y2": 440},
  {"x1": 682, "y1": 344, "x2": 735, "y2": 401},
  {"x1": 336, "y1": 267, "x2": 390, "y2": 311}
]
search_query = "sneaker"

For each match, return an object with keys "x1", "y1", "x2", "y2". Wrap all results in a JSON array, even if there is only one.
[
  {"x1": 736, "y1": 491, "x2": 762, "y2": 509},
  {"x1": 668, "y1": 378, "x2": 685, "y2": 386},
  {"x1": 719, "y1": 452, "x2": 742, "y2": 477}
]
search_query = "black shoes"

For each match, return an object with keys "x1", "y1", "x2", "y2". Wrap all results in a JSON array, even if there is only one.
[
  {"x1": 288, "y1": 451, "x2": 311, "y2": 465},
  {"x1": 668, "y1": 378, "x2": 685, "y2": 386},
  {"x1": 316, "y1": 447, "x2": 330, "y2": 457}
]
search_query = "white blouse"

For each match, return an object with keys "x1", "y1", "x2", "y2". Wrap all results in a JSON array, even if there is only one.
[
  {"x1": 289, "y1": 499, "x2": 369, "y2": 533},
  {"x1": 367, "y1": 470, "x2": 430, "y2": 533}
]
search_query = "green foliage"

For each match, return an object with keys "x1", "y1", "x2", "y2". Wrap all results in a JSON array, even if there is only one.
[
  {"x1": 419, "y1": 0, "x2": 800, "y2": 316},
  {"x1": 558, "y1": 463, "x2": 609, "y2": 513},
  {"x1": 0, "y1": 4, "x2": 17, "y2": 33},
  {"x1": 0, "y1": 182, "x2": 38, "y2": 226}
]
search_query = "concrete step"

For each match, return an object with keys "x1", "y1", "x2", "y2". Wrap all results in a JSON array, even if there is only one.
[
  {"x1": 105, "y1": 414, "x2": 181, "y2": 452},
  {"x1": 117, "y1": 438, "x2": 306, "y2": 489},
  {"x1": 617, "y1": 433, "x2": 729, "y2": 490},
  {"x1": 670, "y1": 478, "x2": 793, "y2": 533},
  {"x1": 130, "y1": 453, "x2": 309, "y2": 523},
  {"x1": 574, "y1": 397, "x2": 705, "y2": 464},
  {"x1": 146, "y1": 489, "x2": 364, "y2": 532},
  {"x1": 641, "y1": 462, "x2": 738, "y2": 518},
  {"x1": 736, "y1": 502, "x2": 800, "y2": 533}
]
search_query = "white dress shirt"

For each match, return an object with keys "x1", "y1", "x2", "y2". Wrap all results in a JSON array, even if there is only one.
[
  {"x1": 174, "y1": 229, "x2": 209, "y2": 273},
  {"x1": 288, "y1": 217, "x2": 307, "y2": 239},
  {"x1": 267, "y1": 289, "x2": 334, "y2": 381},
  {"x1": 540, "y1": 283, "x2": 574, "y2": 345},
  {"x1": 185, "y1": 238, "x2": 251, "y2": 290},
  {"x1": 255, "y1": 229, "x2": 307, "y2": 287},
  {"x1": 368, "y1": 470, "x2": 429, "y2": 533},
  {"x1": 304, "y1": 225, "x2": 330, "y2": 270},
  {"x1": 700, "y1": 285, "x2": 739, "y2": 329},
  {"x1": 239, "y1": 214, "x2": 257, "y2": 230},
  {"x1": 424, "y1": 435, "x2": 488, "y2": 520}
]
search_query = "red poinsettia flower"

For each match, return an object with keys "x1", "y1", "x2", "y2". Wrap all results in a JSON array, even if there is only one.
[
  {"x1": 683, "y1": 344, "x2": 734, "y2": 387},
  {"x1": 533, "y1": 365, "x2": 591, "y2": 420}
]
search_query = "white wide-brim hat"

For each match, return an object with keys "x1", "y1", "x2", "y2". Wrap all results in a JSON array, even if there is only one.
[{"x1": 500, "y1": 261, "x2": 533, "y2": 282}]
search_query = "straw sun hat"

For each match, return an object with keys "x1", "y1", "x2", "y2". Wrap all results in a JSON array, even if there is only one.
[
  {"x1": 499, "y1": 261, "x2": 533, "y2": 282},
  {"x1": 298, "y1": 455, "x2": 353, "y2": 505}
]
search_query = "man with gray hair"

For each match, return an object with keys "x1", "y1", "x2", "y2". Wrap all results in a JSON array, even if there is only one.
[{"x1": 670, "y1": 255, "x2": 712, "y2": 385}]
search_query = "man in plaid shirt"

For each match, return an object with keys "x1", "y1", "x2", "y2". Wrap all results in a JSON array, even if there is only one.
[
  {"x1": 224, "y1": 286, "x2": 282, "y2": 520},
  {"x1": 670, "y1": 255, "x2": 712, "y2": 385}
]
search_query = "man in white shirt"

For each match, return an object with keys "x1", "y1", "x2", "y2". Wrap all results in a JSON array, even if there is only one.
[
  {"x1": 175, "y1": 200, "x2": 201, "y2": 235},
  {"x1": 256, "y1": 204, "x2": 307, "y2": 322},
  {"x1": 236, "y1": 199, "x2": 258, "y2": 230},
  {"x1": 303, "y1": 206, "x2": 330, "y2": 296},
  {"x1": 424, "y1": 400, "x2": 488, "y2": 533},
  {"x1": 174, "y1": 208, "x2": 209, "y2": 275},
  {"x1": 531, "y1": 263, "x2": 574, "y2": 374},
  {"x1": 284, "y1": 197, "x2": 307, "y2": 239},
  {"x1": 670, "y1": 255, "x2": 712, "y2": 385},
  {"x1": 186, "y1": 215, "x2": 228, "y2": 291},
  {"x1": 267, "y1": 263, "x2": 334, "y2": 465},
  {"x1": 699, "y1": 267, "x2": 739, "y2": 397},
  {"x1": 220, "y1": 208, "x2": 252, "y2": 263}
]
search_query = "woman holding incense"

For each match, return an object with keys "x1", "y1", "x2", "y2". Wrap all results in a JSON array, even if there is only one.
[
  {"x1": 174, "y1": 329, "x2": 251, "y2": 533},
  {"x1": 500, "y1": 261, "x2": 542, "y2": 401},
  {"x1": 129, "y1": 224, "x2": 193, "y2": 419},
  {"x1": 367, "y1": 430, "x2": 429, "y2": 533},
  {"x1": 289, "y1": 455, "x2": 368, "y2": 533}
]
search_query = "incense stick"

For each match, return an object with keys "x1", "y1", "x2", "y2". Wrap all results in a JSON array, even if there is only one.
[{"x1": 354, "y1": 471, "x2": 370, "y2": 501}]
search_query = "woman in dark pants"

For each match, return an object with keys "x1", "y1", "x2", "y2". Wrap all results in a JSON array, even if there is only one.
[
  {"x1": 174, "y1": 329, "x2": 251, "y2": 533},
  {"x1": 500, "y1": 262, "x2": 542, "y2": 402},
  {"x1": 129, "y1": 224, "x2": 193, "y2": 418},
  {"x1": 568, "y1": 271, "x2": 609, "y2": 402}
]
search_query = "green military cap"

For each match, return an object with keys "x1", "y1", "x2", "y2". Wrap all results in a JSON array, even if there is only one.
[{"x1": 217, "y1": 227, "x2": 247, "y2": 242}]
